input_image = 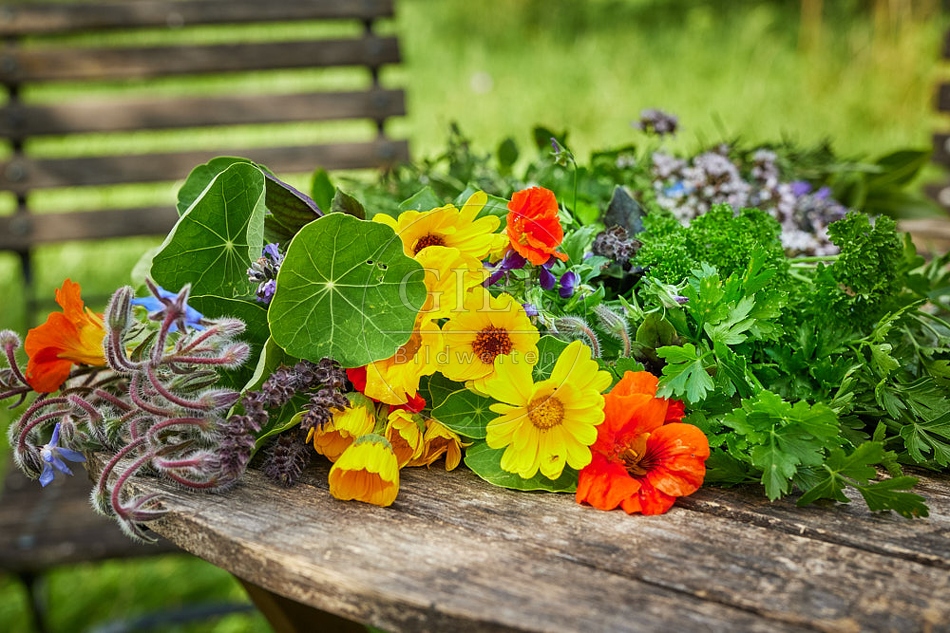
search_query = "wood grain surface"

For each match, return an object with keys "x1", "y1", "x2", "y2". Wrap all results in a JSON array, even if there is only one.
[{"x1": 103, "y1": 457, "x2": 950, "y2": 633}]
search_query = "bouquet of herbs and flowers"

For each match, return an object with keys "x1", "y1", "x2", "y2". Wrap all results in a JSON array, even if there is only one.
[{"x1": 4, "y1": 111, "x2": 948, "y2": 540}]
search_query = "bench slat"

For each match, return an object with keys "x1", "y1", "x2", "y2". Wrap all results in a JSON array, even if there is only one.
[
  {"x1": 932, "y1": 132, "x2": 950, "y2": 166},
  {"x1": 0, "y1": 206, "x2": 179, "y2": 250},
  {"x1": 0, "y1": 139, "x2": 409, "y2": 192},
  {"x1": 0, "y1": 0, "x2": 396, "y2": 37},
  {"x1": 937, "y1": 83, "x2": 950, "y2": 112},
  {"x1": 0, "y1": 37, "x2": 400, "y2": 83},
  {"x1": 0, "y1": 89, "x2": 406, "y2": 138}
]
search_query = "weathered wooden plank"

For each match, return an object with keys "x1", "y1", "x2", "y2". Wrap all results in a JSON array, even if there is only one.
[
  {"x1": 0, "y1": 0, "x2": 396, "y2": 37},
  {"x1": 0, "y1": 139, "x2": 409, "y2": 192},
  {"x1": 0, "y1": 206, "x2": 179, "y2": 249},
  {"x1": 135, "y1": 467, "x2": 812, "y2": 633},
  {"x1": 677, "y1": 480, "x2": 950, "y2": 570},
  {"x1": 0, "y1": 90, "x2": 406, "y2": 138},
  {"x1": 380, "y1": 465, "x2": 950, "y2": 632},
  {"x1": 0, "y1": 37, "x2": 400, "y2": 83},
  {"x1": 104, "y1": 456, "x2": 950, "y2": 633}
]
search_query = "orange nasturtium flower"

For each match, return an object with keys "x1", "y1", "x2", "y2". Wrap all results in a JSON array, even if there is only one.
[
  {"x1": 307, "y1": 393, "x2": 376, "y2": 462},
  {"x1": 576, "y1": 371, "x2": 709, "y2": 515},
  {"x1": 328, "y1": 434, "x2": 400, "y2": 507},
  {"x1": 384, "y1": 408, "x2": 426, "y2": 468},
  {"x1": 24, "y1": 279, "x2": 107, "y2": 393},
  {"x1": 506, "y1": 186, "x2": 568, "y2": 266},
  {"x1": 406, "y1": 418, "x2": 468, "y2": 470}
]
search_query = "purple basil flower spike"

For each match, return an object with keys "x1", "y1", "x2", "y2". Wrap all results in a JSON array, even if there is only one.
[
  {"x1": 263, "y1": 242, "x2": 284, "y2": 265},
  {"x1": 132, "y1": 280, "x2": 205, "y2": 333},
  {"x1": 814, "y1": 186, "x2": 832, "y2": 200},
  {"x1": 259, "y1": 279, "x2": 277, "y2": 303},
  {"x1": 559, "y1": 271, "x2": 581, "y2": 299},
  {"x1": 248, "y1": 243, "x2": 284, "y2": 304},
  {"x1": 39, "y1": 423, "x2": 86, "y2": 487}
]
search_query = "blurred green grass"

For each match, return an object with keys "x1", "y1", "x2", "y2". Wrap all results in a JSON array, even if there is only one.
[{"x1": 1, "y1": 1, "x2": 947, "y2": 631}]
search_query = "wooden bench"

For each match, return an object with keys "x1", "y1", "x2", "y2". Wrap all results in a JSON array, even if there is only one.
[
  {"x1": 0, "y1": 0, "x2": 409, "y2": 322},
  {"x1": 928, "y1": 28, "x2": 950, "y2": 218},
  {"x1": 91, "y1": 454, "x2": 950, "y2": 632},
  {"x1": 0, "y1": 1, "x2": 409, "y2": 629}
]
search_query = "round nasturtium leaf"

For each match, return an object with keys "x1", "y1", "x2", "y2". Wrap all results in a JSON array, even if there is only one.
[
  {"x1": 268, "y1": 213, "x2": 426, "y2": 368},
  {"x1": 151, "y1": 161, "x2": 266, "y2": 299}
]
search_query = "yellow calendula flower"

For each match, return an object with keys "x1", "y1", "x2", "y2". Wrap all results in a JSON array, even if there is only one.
[
  {"x1": 328, "y1": 434, "x2": 400, "y2": 507},
  {"x1": 406, "y1": 418, "x2": 468, "y2": 470},
  {"x1": 373, "y1": 191, "x2": 507, "y2": 262},
  {"x1": 483, "y1": 341, "x2": 612, "y2": 480},
  {"x1": 439, "y1": 289, "x2": 539, "y2": 388},
  {"x1": 415, "y1": 245, "x2": 487, "y2": 320},
  {"x1": 364, "y1": 317, "x2": 442, "y2": 406},
  {"x1": 307, "y1": 393, "x2": 376, "y2": 462},
  {"x1": 384, "y1": 408, "x2": 426, "y2": 467}
]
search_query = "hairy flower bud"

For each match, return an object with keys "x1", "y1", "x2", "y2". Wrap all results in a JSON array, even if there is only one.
[
  {"x1": 105, "y1": 286, "x2": 134, "y2": 333},
  {"x1": 551, "y1": 316, "x2": 601, "y2": 358}
]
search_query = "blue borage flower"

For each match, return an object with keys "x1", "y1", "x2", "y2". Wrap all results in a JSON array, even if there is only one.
[
  {"x1": 131, "y1": 279, "x2": 205, "y2": 333},
  {"x1": 39, "y1": 423, "x2": 85, "y2": 487}
]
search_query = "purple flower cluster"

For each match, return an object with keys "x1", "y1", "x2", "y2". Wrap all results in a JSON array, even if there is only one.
[
  {"x1": 651, "y1": 146, "x2": 847, "y2": 256},
  {"x1": 248, "y1": 243, "x2": 284, "y2": 303},
  {"x1": 592, "y1": 224, "x2": 641, "y2": 270},
  {"x1": 222, "y1": 358, "x2": 348, "y2": 487},
  {"x1": 635, "y1": 108, "x2": 679, "y2": 137}
]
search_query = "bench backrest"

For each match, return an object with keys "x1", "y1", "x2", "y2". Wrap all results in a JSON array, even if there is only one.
[
  {"x1": 0, "y1": 0, "x2": 409, "y2": 320},
  {"x1": 918, "y1": 27, "x2": 950, "y2": 253}
]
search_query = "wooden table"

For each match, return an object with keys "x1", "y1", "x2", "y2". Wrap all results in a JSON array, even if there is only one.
[{"x1": 107, "y1": 457, "x2": 950, "y2": 632}]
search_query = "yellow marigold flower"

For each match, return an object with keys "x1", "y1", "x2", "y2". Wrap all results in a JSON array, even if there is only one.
[
  {"x1": 328, "y1": 434, "x2": 399, "y2": 507},
  {"x1": 407, "y1": 418, "x2": 468, "y2": 470},
  {"x1": 439, "y1": 289, "x2": 539, "y2": 388},
  {"x1": 415, "y1": 245, "x2": 487, "y2": 320},
  {"x1": 307, "y1": 393, "x2": 376, "y2": 462},
  {"x1": 384, "y1": 408, "x2": 426, "y2": 467},
  {"x1": 484, "y1": 341, "x2": 612, "y2": 480},
  {"x1": 373, "y1": 191, "x2": 507, "y2": 262},
  {"x1": 364, "y1": 317, "x2": 442, "y2": 405}
]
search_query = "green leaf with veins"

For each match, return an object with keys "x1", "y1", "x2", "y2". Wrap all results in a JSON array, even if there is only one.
[
  {"x1": 151, "y1": 162, "x2": 266, "y2": 299},
  {"x1": 464, "y1": 441, "x2": 578, "y2": 492},
  {"x1": 657, "y1": 343, "x2": 714, "y2": 403},
  {"x1": 268, "y1": 213, "x2": 426, "y2": 368}
]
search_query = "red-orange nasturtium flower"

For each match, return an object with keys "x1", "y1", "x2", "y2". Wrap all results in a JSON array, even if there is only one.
[
  {"x1": 24, "y1": 279, "x2": 107, "y2": 393},
  {"x1": 576, "y1": 371, "x2": 708, "y2": 515},
  {"x1": 506, "y1": 186, "x2": 568, "y2": 266}
]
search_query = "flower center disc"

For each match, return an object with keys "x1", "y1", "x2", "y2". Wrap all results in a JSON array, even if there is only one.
[
  {"x1": 527, "y1": 394, "x2": 564, "y2": 430},
  {"x1": 414, "y1": 234, "x2": 446, "y2": 254},
  {"x1": 620, "y1": 434, "x2": 651, "y2": 476},
  {"x1": 472, "y1": 325, "x2": 513, "y2": 364}
]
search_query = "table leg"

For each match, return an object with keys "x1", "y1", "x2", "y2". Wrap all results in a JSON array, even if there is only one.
[{"x1": 237, "y1": 577, "x2": 366, "y2": 633}]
